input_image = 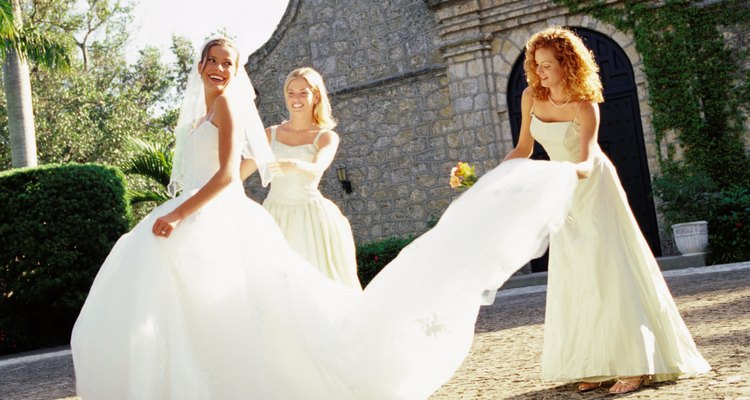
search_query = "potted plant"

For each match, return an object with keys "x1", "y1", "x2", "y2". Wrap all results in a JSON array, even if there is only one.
[
  {"x1": 652, "y1": 168, "x2": 715, "y2": 256},
  {"x1": 670, "y1": 221, "x2": 709, "y2": 256}
]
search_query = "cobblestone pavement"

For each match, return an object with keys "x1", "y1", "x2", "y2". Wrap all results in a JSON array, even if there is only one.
[
  {"x1": 1, "y1": 263, "x2": 748, "y2": 400},
  {"x1": 430, "y1": 263, "x2": 750, "y2": 400},
  {"x1": 0, "y1": 349, "x2": 75, "y2": 400}
]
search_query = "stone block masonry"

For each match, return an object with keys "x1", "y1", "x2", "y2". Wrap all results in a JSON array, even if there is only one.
[{"x1": 245, "y1": 0, "x2": 503, "y2": 243}]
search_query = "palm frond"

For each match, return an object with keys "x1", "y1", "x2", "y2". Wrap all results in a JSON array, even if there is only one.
[
  {"x1": 0, "y1": 3, "x2": 71, "y2": 71},
  {"x1": 14, "y1": 27, "x2": 72, "y2": 71},
  {"x1": 0, "y1": 0, "x2": 15, "y2": 39},
  {"x1": 121, "y1": 138, "x2": 173, "y2": 187},
  {"x1": 0, "y1": 0, "x2": 18, "y2": 59},
  {"x1": 126, "y1": 188, "x2": 171, "y2": 206}
]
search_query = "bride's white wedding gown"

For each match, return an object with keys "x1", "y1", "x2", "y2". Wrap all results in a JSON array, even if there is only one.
[{"x1": 71, "y1": 121, "x2": 578, "y2": 399}]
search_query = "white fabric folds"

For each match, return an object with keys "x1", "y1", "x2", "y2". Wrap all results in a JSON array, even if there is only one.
[{"x1": 73, "y1": 116, "x2": 579, "y2": 399}]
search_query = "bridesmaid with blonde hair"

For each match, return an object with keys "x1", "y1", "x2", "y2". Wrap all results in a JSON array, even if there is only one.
[
  {"x1": 252, "y1": 67, "x2": 361, "y2": 289},
  {"x1": 505, "y1": 26, "x2": 710, "y2": 394}
]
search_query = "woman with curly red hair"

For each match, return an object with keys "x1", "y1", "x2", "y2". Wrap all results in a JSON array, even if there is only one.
[{"x1": 505, "y1": 27, "x2": 710, "y2": 394}]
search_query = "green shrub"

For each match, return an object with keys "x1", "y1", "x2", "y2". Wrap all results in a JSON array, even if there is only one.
[
  {"x1": 0, "y1": 163, "x2": 132, "y2": 355},
  {"x1": 555, "y1": 1, "x2": 750, "y2": 263},
  {"x1": 653, "y1": 165, "x2": 750, "y2": 264},
  {"x1": 705, "y1": 185, "x2": 750, "y2": 264},
  {"x1": 652, "y1": 166, "x2": 717, "y2": 226},
  {"x1": 356, "y1": 235, "x2": 416, "y2": 287}
]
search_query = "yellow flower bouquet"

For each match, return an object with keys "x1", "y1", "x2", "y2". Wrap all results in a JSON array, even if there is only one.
[{"x1": 449, "y1": 161, "x2": 477, "y2": 189}]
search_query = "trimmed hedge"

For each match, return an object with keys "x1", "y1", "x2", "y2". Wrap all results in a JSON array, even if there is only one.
[
  {"x1": 0, "y1": 163, "x2": 132, "y2": 355},
  {"x1": 356, "y1": 235, "x2": 416, "y2": 287}
]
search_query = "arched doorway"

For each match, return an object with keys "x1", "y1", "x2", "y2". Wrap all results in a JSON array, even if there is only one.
[{"x1": 507, "y1": 27, "x2": 661, "y2": 272}]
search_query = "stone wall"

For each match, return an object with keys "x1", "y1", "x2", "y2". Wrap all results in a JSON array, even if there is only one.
[
  {"x1": 245, "y1": 0, "x2": 505, "y2": 243},
  {"x1": 245, "y1": 0, "x2": 745, "y2": 250},
  {"x1": 425, "y1": 0, "x2": 656, "y2": 173}
]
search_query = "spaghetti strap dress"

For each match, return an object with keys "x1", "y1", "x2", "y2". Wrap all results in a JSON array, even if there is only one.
[
  {"x1": 263, "y1": 126, "x2": 361, "y2": 289},
  {"x1": 531, "y1": 105, "x2": 711, "y2": 383}
]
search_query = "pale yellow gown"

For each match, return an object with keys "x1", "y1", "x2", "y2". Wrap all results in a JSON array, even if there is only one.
[
  {"x1": 263, "y1": 126, "x2": 361, "y2": 289},
  {"x1": 532, "y1": 108, "x2": 711, "y2": 383}
]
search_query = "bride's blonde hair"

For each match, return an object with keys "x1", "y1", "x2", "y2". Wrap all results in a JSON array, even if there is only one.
[
  {"x1": 284, "y1": 67, "x2": 337, "y2": 129},
  {"x1": 524, "y1": 27, "x2": 604, "y2": 103}
]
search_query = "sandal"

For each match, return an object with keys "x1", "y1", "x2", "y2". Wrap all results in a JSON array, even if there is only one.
[
  {"x1": 609, "y1": 375, "x2": 650, "y2": 394},
  {"x1": 577, "y1": 381, "x2": 603, "y2": 392}
]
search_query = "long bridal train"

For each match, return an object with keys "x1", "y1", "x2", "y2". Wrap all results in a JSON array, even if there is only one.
[
  {"x1": 336, "y1": 159, "x2": 578, "y2": 399},
  {"x1": 72, "y1": 155, "x2": 578, "y2": 400}
]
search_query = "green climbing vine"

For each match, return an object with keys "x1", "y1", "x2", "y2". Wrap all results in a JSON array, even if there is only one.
[
  {"x1": 555, "y1": 0, "x2": 750, "y2": 262},
  {"x1": 555, "y1": 0, "x2": 750, "y2": 187}
]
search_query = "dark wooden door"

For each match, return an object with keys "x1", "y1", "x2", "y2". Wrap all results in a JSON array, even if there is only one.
[{"x1": 507, "y1": 27, "x2": 662, "y2": 272}]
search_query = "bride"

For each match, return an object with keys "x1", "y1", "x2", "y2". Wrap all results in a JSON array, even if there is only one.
[{"x1": 71, "y1": 37, "x2": 579, "y2": 399}]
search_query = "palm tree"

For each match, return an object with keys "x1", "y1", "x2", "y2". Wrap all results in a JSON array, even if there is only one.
[
  {"x1": 1, "y1": 0, "x2": 70, "y2": 168},
  {"x1": 121, "y1": 138, "x2": 173, "y2": 206}
]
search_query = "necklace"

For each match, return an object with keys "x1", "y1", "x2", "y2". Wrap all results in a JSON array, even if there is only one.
[{"x1": 549, "y1": 94, "x2": 571, "y2": 108}]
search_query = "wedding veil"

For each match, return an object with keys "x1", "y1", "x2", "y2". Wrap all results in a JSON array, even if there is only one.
[{"x1": 168, "y1": 39, "x2": 274, "y2": 197}]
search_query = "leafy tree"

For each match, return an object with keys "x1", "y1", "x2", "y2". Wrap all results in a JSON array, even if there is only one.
[
  {"x1": 25, "y1": 39, "x2": 192, "y2": 166},
  {"x1": 0, "y1": 0, "x2": 195, "y2": 172},
  {"x1": 0, "y1": 0, "x2": 71, "y2": 168},
  {"x1": 170, "y1": 34, "x2": 194, "y2": 94},
  {"x1": 1, "y1": 0, "x2": 196, "y2": 226},
  {"x1": 21, "y1": 0, "x2": 131, "y2": 70}
]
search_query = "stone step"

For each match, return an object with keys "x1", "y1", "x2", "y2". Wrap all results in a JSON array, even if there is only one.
[{"x1": 501, "y1": 254, "x2": 708, "y2": 290}]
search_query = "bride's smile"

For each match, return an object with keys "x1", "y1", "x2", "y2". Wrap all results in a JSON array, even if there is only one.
[{"x1": 199, "y1": 46, "x2": 238, "y2": 92}]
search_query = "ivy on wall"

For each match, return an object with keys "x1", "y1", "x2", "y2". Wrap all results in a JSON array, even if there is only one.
[{"x1": 555, "y1": 0, "x2": 750, "y2": 188}]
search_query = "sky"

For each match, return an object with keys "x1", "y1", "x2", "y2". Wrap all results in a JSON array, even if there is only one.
[{"x1": 126, "y1": 0, "x2": 289, "y2": 63}]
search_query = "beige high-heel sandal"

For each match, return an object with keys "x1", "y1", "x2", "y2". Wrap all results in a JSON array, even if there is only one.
[{"x1": 609, "y1": 375, "x2": 651, "y2": 394}]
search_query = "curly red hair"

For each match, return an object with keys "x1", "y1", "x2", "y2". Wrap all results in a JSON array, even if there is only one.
[{"x1": 524, "y1": 27, "x2": 603, "y2": 103}]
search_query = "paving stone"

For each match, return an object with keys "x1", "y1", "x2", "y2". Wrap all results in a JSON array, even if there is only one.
[
  {"x1": 430, "y1": 266, "x2": 750, "y2": 399},
  {"x1": 1, "y1": 265, "x2": 748, "y2": 400}
]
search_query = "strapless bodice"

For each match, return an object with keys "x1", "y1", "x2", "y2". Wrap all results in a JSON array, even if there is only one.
[
  {"x1": 182, "y1": 121, "x2": 230, "y2": 191},
  {"x1": 530, "y1": 114, "x2": 602, "y2": 162}
]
